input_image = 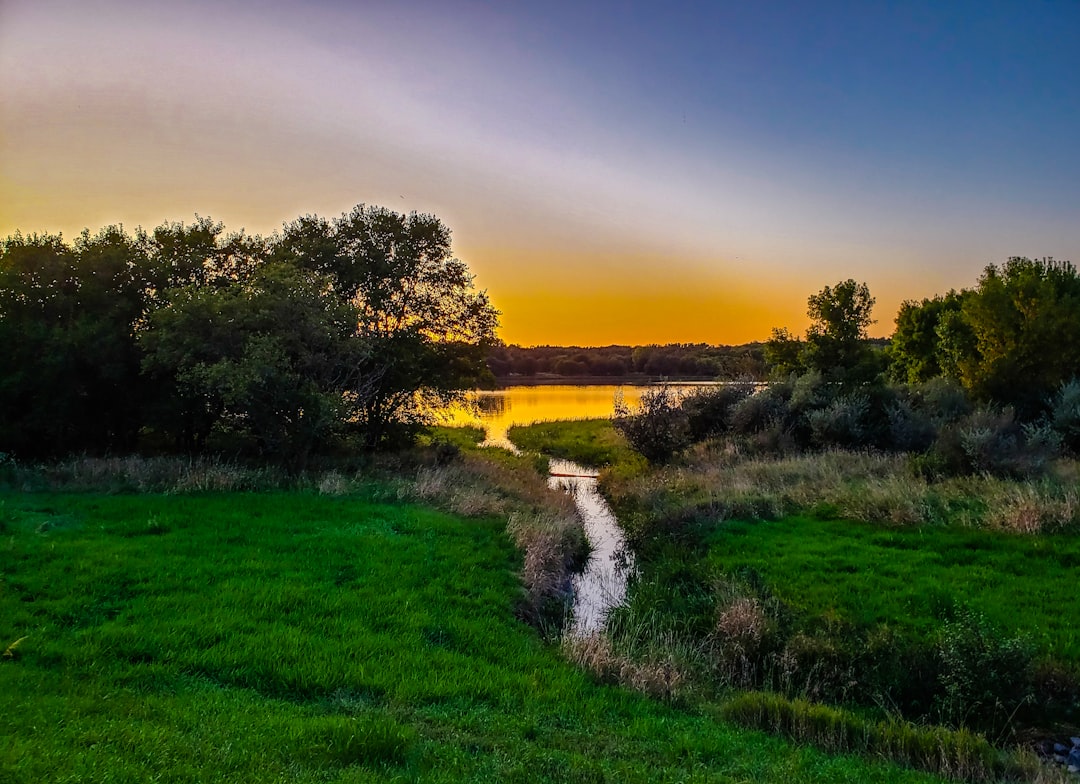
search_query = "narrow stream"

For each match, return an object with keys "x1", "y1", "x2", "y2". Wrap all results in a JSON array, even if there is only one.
[{"x1": 547, "y1": 458, "x2": 634, "y2": 635}]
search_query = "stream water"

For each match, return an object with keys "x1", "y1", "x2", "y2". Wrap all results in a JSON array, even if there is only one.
[{"x1": 548, "y1": 458, "x2": 633, "y2": 635}]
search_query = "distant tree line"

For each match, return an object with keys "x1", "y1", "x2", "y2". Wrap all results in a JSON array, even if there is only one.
[
  {"x1": 486, "y1": 343, "x2": 767, "y2": 380},
  {"x1": 0, "y1": 206, "x2": 498, "y2": 466}
]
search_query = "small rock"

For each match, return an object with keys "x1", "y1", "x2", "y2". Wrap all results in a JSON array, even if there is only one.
[
  {"x1": 1056, "y1": 743, "x2": 1070, "y2": 753},
  {"x1": 1068, "y1": 765, "x2": 1078, "y2": 774},
  {"x1": 1054, "y1": 754, "x2": 1067, "y2": 764},
  {"x1": 1072, "y1": 736, "x2": 1080, "y2": 747}
]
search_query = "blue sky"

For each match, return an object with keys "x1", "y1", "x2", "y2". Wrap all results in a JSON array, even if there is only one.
[{"x1": 2, "y1": 0, "x2": 1078, "y2": 344}]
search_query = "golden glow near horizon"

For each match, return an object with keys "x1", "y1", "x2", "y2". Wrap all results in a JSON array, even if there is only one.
[{"x1": 3, "y1": 1, "x2": 1077, "y2": 347}]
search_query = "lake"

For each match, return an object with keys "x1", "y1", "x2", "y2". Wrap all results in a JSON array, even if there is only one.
[{"x1": 439, "y1": 383, "x2": 721, "y2": 449}]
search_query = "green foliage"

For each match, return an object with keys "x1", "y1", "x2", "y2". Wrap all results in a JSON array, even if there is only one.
[
  {"x1": 766, "y1": 280, "x2": 882, "y2": 387},
  {"x1": 680, "y1": 383, "x2": 757, "y2": 441},
  {"x1": 954, "y1": 258, "x2": 1080, "y2": 413},
  {"x1": 729, "y1": 381, "x2": 794, "y2": 436},
  {"x1": 487, "y1": 342, "x2": 768, "y2": 380},
  {"x1": 1051, "y1": 377, "x2": 1080, "y2": 453},
  {"x1": 142, "y1": 262, "x2": 358, "y2": 467},
  {"x1": 0, "y1": 229, "x2": 150, "y2": 455},
  {"x1": 888, "y1": 292, "x2": 966, "y2": 385},
  {"x1": 763, "y1": 328, "x2": 804, "y2": 377},
  {"x1": 613, "y1": 386, "x2": 693, "y2": 464},
  {"x1": 1, "y1": 206, "x2": 498, "y2": 459},
  {"x1": 929, "y1": 407, "x2": 1061, "y2": 479},
  {"x1": 937, "y1": 609, "x2": 1035, "y2": 735},
  {"x1": 273, "y1": 206, "x2": 499, "y2": 448},
  {"x1": 806, "y1": 395, "x2": 870, "y2": 449}
]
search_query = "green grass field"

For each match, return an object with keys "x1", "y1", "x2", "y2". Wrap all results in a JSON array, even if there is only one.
[
  {"x1": 0, "y1": 488, "x2": 944, "y2": 783},
  {"x1": 703, "y1": 515, "x2": 1080, "y2": 660}
]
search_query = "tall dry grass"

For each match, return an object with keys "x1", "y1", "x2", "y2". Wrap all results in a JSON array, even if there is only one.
[
  {"x1": 1, "y1": 454, "x2": 286, "y2": 493},
  {"x1": 603, "y1": 445, "x2": 1080, "y2": 534}
]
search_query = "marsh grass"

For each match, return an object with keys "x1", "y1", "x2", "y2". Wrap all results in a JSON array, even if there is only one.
[
  {"x1": 717, "y1": 692, "x2": 1045, "y2": 783},
  {"x1": 508, "y1": 418, "x2": 645, "y2": 471},
  {"x1": 401, "y1": 446, "x2": 588, "y2": 626},
  {"x1": 603, "y1": 447, "x2": 1080, "y2": 535}
]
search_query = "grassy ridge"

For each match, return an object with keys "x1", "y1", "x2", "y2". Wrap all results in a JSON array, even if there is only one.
[{"x1": 0, "y1": 489, "x2": 942, "y2": 783}]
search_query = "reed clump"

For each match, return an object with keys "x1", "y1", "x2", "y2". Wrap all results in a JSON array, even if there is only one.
[{"x1": 718, "y1": 691, "x2": 1045, "y2": 783}]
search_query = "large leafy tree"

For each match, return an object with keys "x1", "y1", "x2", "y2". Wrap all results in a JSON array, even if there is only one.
[
  {"x1": 142, "y1": 262, "x2": 358, "y2": 467},
  {"x1": 888, "y1": 291, "x2": 966, "y2": 384},
  {"x1": 0, "y1": 228, "x2": 150, "y2": 455},
  {"x1": 956, "y1": 257, "x2": 1080, "y2": 412},
  {"x1": 272, "y1": 205, "x2": 500, "y2": 446}
]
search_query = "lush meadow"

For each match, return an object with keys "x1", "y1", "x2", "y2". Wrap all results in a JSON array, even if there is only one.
[{"x1": 0, "y1": 457, "x2": 959, "y2": 783}]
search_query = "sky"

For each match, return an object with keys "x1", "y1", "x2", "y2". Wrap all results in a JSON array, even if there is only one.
[{"x1": 2, "y1": 0, "x2": 1079, "y2": 346}]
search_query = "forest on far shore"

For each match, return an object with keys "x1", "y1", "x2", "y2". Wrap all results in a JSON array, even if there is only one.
[{"x1": 485, "y1": 342, "x2": 777, "y2": 380}]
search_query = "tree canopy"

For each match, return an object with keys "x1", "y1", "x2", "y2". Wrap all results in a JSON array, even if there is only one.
[
  {"x1": 887, "y1": 257, "x2": 1080, "y2": 415},
  {"x1": 765, "y1": 279, "x2": 881, "y2": 386},
  {"x1": 0, "y1": 206, "x2": 499, "y2": 461}
]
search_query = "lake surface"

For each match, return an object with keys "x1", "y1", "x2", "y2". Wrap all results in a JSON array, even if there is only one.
[{"x1": 439, "y1": 383, "x2": 720, "y2": 448}]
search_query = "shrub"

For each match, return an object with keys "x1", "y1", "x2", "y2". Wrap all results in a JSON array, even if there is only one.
[
  {"x1": 912, "y1": 377, "x2": 972, "y2": 425},
  {"x1": 613, "y1": 386, "x2": 692, "y2": 464},
  {"x1": 680, "y1": 384, "x2": 755, "y2": 441},
  {"x1": 959, "y1": 408, "x2": 1020, "y2": 474},
  {"x1": 931, "y1": 407, "x2": 1058, "y2": 478},
  {"x1": 1050, "y1": 377, "x2": 1080, "y2": 453},
  {"x1": 937, "y1": 608, "x2": 1035, "y2": 735},
  {"x1": 729, "y1": 382, "x2": 792, "y2": 436},
  {"x1": 807, "y1": 394, "x2": 869, "y2": 449},
  {"x1": 887, "y1": 398, "x2": 937, "y2": 452}
]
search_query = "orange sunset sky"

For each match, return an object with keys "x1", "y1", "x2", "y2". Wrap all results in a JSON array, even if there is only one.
[{"x1": 3, "y1": 0, "x2": 1079, "y2": 346}]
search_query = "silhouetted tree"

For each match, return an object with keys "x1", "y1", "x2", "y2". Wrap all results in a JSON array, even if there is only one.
[
  {"x1": 765, "y1": 279, "x2": 881, "y2": 386},
  {"x1": 273, "y1": 205, "x2": 499, "y2": 447}
]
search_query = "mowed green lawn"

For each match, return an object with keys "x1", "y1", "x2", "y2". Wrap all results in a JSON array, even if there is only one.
[{"x1": 0, "y1": 490, "x2": 944, "y2": 783}]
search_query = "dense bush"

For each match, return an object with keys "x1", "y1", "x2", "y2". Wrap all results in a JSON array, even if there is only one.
[
  {"x1": 1051, "y1": 377, "x2": 1080, "y2": 453},
  {"x1": 680, "y1": 384, "x2": 756, "y2": 441},
  {"x1": 937, "y1": 609, "x2": 1035, "y2": 735},
  {"x1": 806, "y1": 395, "x2": 870, "y2": 449},
  {"x1": 728, "y1": 382, "x2": 793, "y2": 436},
  {"x1": 930, "y1": 407, "x2": 1061, "y2": 478},
  {"x1": 613, "y1": 386, "x2": 692, "y2": 464}
]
